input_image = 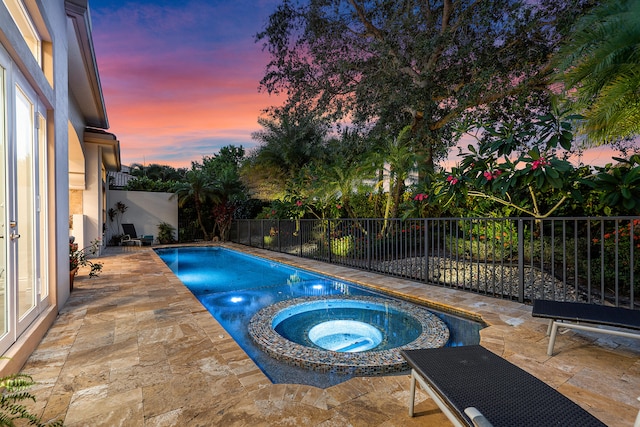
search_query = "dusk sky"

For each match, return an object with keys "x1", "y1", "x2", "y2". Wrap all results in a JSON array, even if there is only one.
[
  {"x1": 91, "y1": 0, "x2": 282, "y2": 168},
  {"x1": 90, "y1": 0, "x2": 625, "y2": 170}
]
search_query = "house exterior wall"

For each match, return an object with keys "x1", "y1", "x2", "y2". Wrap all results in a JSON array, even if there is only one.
[
  {"x1": 106, "y1": 191, "x2": 179, "y2": 244},
  {"x1": 80, "y1": 142, "x2": 103, "y2": 249},
  {"x1": 0, "y1": 0, "x2": 117, "y2": 375},
  {"x1": 0, "y1": 0, "x2": 68, "y2": 374}
]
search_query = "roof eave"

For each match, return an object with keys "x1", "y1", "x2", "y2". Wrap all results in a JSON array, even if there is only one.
[{"x1": 65, "y1": 0, "x2": 108, "y2": 129}]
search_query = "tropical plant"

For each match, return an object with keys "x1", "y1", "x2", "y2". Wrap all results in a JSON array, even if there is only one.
[
  {"x1": 366, "y1": 127, "x2": 420, "y2": 231},
  {"x1": 0, "y1": 370, "x2": 62, "y2": 426},
  {"x1": 446, "y1": 218, "x2": 519, "y2": 261},
  {"x1": 555, "y1": 0, "x2": 640, "y2": 145},
  {"x1": 107, "y1": 201, "x2": 128, "y2": 244},
  {"x1": 245, "y1": 110, "x2": 327, "y2": 186},
  {"x1": 330, "y1": 235, "x2": 355, "y2": 257},
  {"x1": 585, "y1": 155, "x2": 640, "y2": 214},
  {"x1": 437, "y1": 109, "x2": 582, "y2": 218},
  {"x1": 69, "y1": 238, "x2": 103, "y2": 278},
  {"x1": 172, "y1": 168, "x2": 220, "y2": 240},
  {"x1": 157, "y1": 222, "x2": 176, "y2": 244},
  {"x1": 590, "y1": 219, "x2": 640, "y2": 296}
]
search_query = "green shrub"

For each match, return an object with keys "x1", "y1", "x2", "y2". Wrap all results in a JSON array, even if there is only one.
[
  {"x1": 157, "y1": 222, "x2": 176, "y2": 244},
  {"x1": 589, "y1": 220, "x2": 640, "y2": 297},
  {"x1": 447, "y1": 219, "x2": 518, "y2": 261},
  {"x1": 331, "y1": 235, "x2": 355, "y2": 257}
]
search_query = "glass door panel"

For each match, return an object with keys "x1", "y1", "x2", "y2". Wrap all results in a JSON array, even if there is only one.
[
  {"x1": 0, "y1": 66, "x2": 7, "y2": 337},
  {"x1": 15, "y1": 86, "x2": 35, "y2": 320},
  {"x1": 37, "y1": 113, "x2": 47, "y2": 302}
]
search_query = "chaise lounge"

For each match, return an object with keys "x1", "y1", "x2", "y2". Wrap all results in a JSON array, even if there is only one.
[
  {"x1": 120, "y1": 223, "x2": 153, "y2": 246},
  {"x1": 532, "y1": 299, "x2": 640, "y2": 356},
  {"x1": 401, "y1": 345, "x2": 607, "y2": 427}
]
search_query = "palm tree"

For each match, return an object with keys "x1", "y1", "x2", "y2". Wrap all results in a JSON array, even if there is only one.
[
  {"x1": 556, "y1": 0, "x2": 640, "y2": 145},
  {"x1": 365, "y1": 127, "x2": 418, "y2": 232},
  {"x1": 210, "y1": 166, "x2": 245, "y2": 240},
  {"x1": 172, "y1": 169, "x2": 220, "y2": 240},
  {"x1": 247, "y1": 111, "x2": 328, "y2": 199}
]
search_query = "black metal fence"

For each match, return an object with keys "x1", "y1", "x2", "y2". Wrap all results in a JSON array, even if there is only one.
[{"x1": 230, "y1": 217, "x2": 639, "y2": 309}]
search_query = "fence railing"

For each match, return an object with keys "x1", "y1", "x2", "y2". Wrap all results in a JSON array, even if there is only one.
[{"x1": 230, "y1": 217, "x2": 639, "y2": 309}]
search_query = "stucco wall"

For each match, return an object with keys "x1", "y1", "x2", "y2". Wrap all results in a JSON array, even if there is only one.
[{"x1": 106, "y1": 191, "x2": 178, "y2": 244}]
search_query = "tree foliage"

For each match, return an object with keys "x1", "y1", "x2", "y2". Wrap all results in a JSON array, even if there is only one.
[
  {"x1": 257, "y1": 0, "x2": 592, "y2": 171},
  {"x1": 171, "y1": 146, "x2": 246, "y2": 240},
  {"x1": 243, "y1": 110, "x2": 330, "y2": 199},
  {"x1": 555, "y1": 0, "x2": 640, "y2": 145}
]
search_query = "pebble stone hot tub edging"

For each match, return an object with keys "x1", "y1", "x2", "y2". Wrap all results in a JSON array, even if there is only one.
[{"x1": 248, "y1": 295, "x2": 450, "y2": 376}]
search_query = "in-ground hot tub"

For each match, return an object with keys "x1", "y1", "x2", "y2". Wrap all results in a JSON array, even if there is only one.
[{"x1": 248, "y1": 295, "x2": 450, "y2": 375}]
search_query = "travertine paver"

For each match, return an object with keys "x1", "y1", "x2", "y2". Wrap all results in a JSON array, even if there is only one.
[{"x1": 20, "y1": 243, "x2": 640, "y2": 426}]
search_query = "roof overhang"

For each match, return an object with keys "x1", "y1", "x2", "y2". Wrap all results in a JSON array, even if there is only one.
[
  {"x1": 84, "y1": 128, "x2": 121, "y2": 172},
  {"x1": 65, "y1": 0, "x2": 108, "y2": 129}
]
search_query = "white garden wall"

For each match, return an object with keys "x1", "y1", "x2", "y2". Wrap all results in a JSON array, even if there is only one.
[{"x1": 106, "y1": 190, "x2": 178, "y2": 244}]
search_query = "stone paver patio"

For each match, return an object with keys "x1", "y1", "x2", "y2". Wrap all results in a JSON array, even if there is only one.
[{"x1": 21, "y1": 243, "x2": 640, "y2": 426}]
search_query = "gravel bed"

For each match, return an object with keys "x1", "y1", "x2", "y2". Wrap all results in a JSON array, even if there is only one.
[{"x1": 373, "y1": 256, "x2": 601, "y2": 303}]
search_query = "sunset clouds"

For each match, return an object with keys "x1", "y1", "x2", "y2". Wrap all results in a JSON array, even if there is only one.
[
  {"x1": 91, "y1": 1, "x2": 629, "y2": 170},
  {"x1": 91, "y1": 0, "x2": 281, "y2": 167}
]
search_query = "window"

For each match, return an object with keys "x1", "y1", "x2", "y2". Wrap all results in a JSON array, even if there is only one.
[{"x1": 2, "y1": 0, "x2": 42, "y2": 65}]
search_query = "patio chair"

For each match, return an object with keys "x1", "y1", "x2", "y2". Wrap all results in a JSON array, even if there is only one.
[
  {"x1": 120, "y1": 223, "x2": 143, "y2": 246},
  {"x1": 402, "y1": 345, "x2": 607, "y2": 427},
  {"x1": 532, "y1": 299, "x2": 640, "y2": 356}
]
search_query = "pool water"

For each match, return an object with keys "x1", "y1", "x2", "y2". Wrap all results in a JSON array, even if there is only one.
[
  {"x1": 156, "y1": 246, "x2": 482, "y2": 388},
  {"x1": 274, "y1": 302, "x2": 422, "y2": 351}
]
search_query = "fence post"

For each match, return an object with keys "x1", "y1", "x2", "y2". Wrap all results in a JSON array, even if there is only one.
[
  {"x1": 518, "y1": 219, "x2": 525, "y2": 303},
  {"x1": 423, "y1": 218, "x2": 429, "y2": 283},
  {"x1": 328, "y1": 219, "x2": 333, "y2": 263},
  {"x1": 367, "y1": 219, "x2": 371, "y2": 270}
]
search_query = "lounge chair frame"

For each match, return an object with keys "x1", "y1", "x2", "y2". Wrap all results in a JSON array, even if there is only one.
[
  {"x1": 120, "y1": 223, "x2": 153, "y2": 246},
  {"x1": 402, "y1": 346, "x2": 607, "y2": 427},
  {"x1": 532, "y1": 299, "x2": 640, "y2": 356}
]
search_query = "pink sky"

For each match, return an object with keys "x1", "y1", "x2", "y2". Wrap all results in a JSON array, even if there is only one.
[
  {"x1": 91, "y1": 1, "x2": 630, "y2": 170},
  {"x1": 91, "y1": 0, "x2": 282, "y2": 168}
]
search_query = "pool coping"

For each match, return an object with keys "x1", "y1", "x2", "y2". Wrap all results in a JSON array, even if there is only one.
[{"x1": 248, "y1": 295, "x2": 449, "y2": 375}]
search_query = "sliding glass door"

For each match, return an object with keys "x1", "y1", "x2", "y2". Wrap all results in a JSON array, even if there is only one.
[
  {"x1": 0, "y1": 45, "x2": 49, "y2": 353},
  {"x1": 0, "y1": 63, "x2": 7, "y2": 342}
]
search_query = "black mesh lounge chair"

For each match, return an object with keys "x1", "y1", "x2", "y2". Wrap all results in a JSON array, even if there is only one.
[
  {"x1": 401, "y1": 346, "x2": 607, "y2": 427},
  {"x1": 120, "y1": 223, "x2": 143, "y2": 246},
  {"x1": 532, "y1": 299, "x2": 640, "y2": 356}
]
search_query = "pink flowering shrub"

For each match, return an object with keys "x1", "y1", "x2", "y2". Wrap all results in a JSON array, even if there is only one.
[{"x1": 590, "y1": 219, "x2": 640, "y2": 294}]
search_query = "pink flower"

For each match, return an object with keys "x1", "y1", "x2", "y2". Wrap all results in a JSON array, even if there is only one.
[
  {"x1": 296, "y1": 200, "x2": 303, "y2": 207},
  {"x1": 531, "y1": 157, "x2": 549, "y2": 170},
  {"x1": 414, "y1": 193, "x2": 428, "y2": 201},
  {"x1": 446, "y1": 175, "x2": 459, "y2": 185},
  {"x1": 484, "y1": 169, "x2": 502, "y2": 181},
  {"x1": 336, "y1": 204, "x2": 342, "y2": 209}
]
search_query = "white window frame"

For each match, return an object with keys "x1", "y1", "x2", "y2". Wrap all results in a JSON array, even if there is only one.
[{"x1": 2, "y1": 0, "x2": 42, "y2": 66}]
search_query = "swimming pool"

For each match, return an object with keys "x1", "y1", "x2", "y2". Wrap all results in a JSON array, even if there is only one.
[{"x1": 156, "y1": 246, "x2": 482, "y2": 388}]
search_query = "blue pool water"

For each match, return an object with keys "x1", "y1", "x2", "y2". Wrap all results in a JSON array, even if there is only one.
[{"x1": 156, "y1": 246, "x2": 482, "y2": 388}]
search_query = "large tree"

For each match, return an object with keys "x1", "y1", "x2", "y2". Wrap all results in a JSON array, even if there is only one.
[{"x1": 257, "y1": 0, "x2": 592, "y2": 171}]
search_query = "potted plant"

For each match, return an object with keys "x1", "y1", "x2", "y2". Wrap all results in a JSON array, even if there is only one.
[
  {"x1": 157, "y1": 222, "x2": 176, "y2": 244},
  {"x1": 69, "y1": 237, "x2": 103, "y2": 291}
]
